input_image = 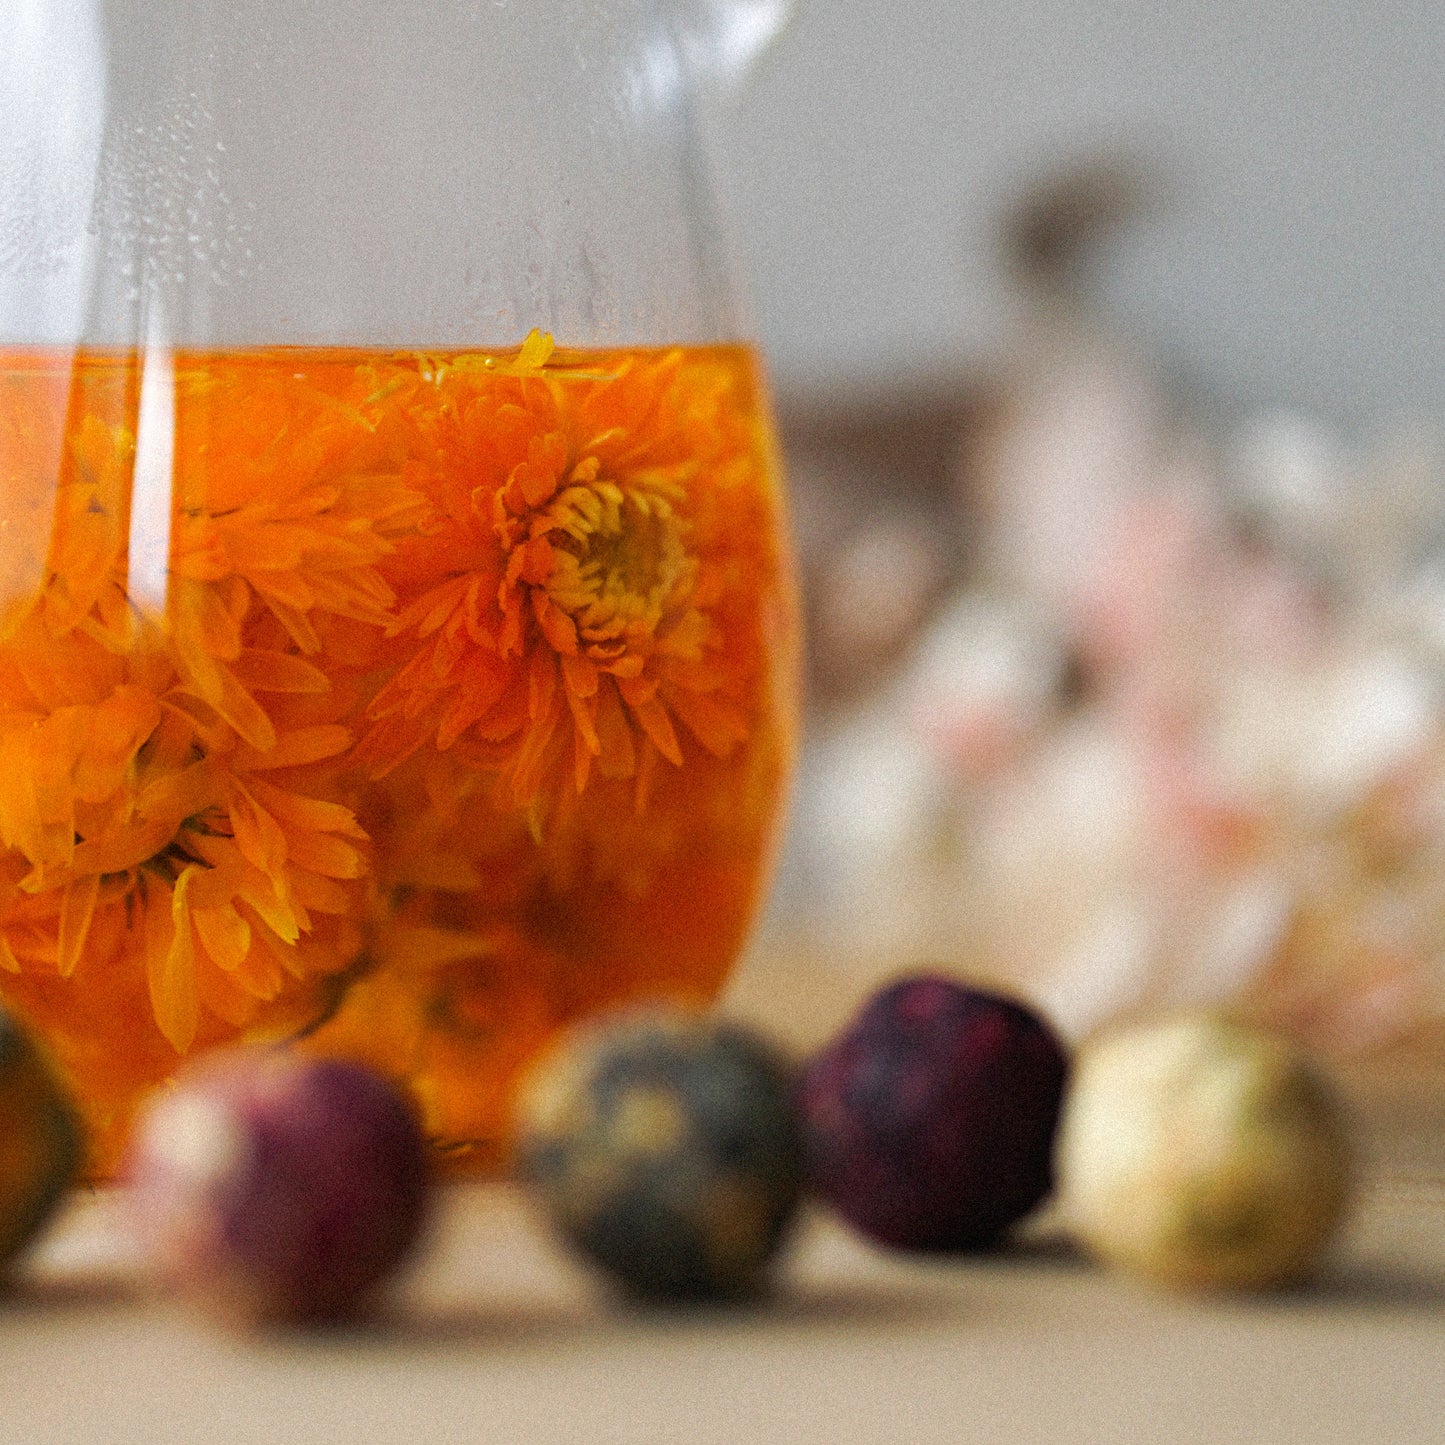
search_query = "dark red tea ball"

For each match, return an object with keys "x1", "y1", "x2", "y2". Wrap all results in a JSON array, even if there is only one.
[
  {"x1": 125, "y1": 1050, "x2": 429, "y2": 1325},
  {"x1": 796, "y1": 975, "x2": 1068, "y2": 1250}
]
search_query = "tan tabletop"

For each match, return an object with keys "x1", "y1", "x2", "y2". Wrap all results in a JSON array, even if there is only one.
[{"x1": 4, "y1": 951, "x2": 1444, "y2": 1445}]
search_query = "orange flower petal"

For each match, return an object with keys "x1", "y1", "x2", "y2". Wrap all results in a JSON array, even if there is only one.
[
  {"x1": 230, "y1": 649, "x2": 331, "y2": 694},
  {"x1": 191, "y1": 902, "x2": 252, "y2": 974},
  {"x1": 175, "y1": 650, "x2": 278, "y2": 752},
  {"x1": 148, "y1": 872, "x2": 198, "y2": 1054},
  {"x1": 617, "y1": 674, "x2": 659, "y2": 708},
  {"x1": 57, "y1": 873, "x2": 100, "y2": 979},
  {"x1": 510, "y1": 693, "x2": 564, "y2": 805},
  {"x1": 527, "y1": 649, "x2": 557, "y2": 723},
  {"x1": 282, "y1": 829, "x2": 364, "y2": 881},
  {"x1": 522, "y1": 537, "x2": 556, "y2": 586},
  {"x1": 564, "y1": 679, "x2": 600, "y2": 758},
  {"x1": 573, "y1": 729, "x2": 593, "y2": 794},
  {"x1": 235, "y1": 873, "x2": 302, "y2": 945},
  {"x1": 134, "y1": 761, "x2": 216, "y2": 834},
  {"x1": 663, "y1": 684, "x2": 748, "y2": 759},
  {"x1": 531, "y1": 592, "x2": 578, "y2": 656},
  {"x1": 244, "y1": 776, "x2": 366, "y2": 840},
  {"x1": 398, "y1": 573, "x2": 471, "y2": 638},
  {"x1": 227, "y1": 786, "x2": 289, "y2": 878},
  {"x1": 593, "y1": 677, "x2": 637, "y2": 780},
  {"x1": 561, "y1": 651, "x2": 599, "y2": 700},
  {"x1": 628, "y1": 692, "x2": 683, "y2": 768},
  {"x1": 286, "y1": 870, "x2": 352, "y2": 914},
  {"x1": 436, "y1": 667, "x2": 508, "y2": 750},
  {"x1": 72, "y1": 686, "x2": 163, "y2": 804},
  {"x1": 68, "y1": 817, "x2": 176, "y2": 880},
  {"x1": 235, "y1": 725, "x2": 351, "y2": 771},
  {"x1": 266, "y1": 599, "x2": 323, "y2": 654}
]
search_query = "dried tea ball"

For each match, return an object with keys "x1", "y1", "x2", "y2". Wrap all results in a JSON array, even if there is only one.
[
  {"x1": 1056, "y1": 1013, "x2": 1354, "y2": 1291},
  {"x1": 519, "y1": 1010, "x2": 802, "y2": 1301},
  {"x1": 0, "y1": 1009, "x2": 82, "y2": 1270},
  {"x1": 125, "y1": 1050, "x2": 429, "y2": 1325},
  {"x1": 796, "y1": 975, "x2": 1068, "y2": 1250}
]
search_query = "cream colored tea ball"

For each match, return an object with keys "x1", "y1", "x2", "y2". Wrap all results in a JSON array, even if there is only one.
[{"x1": 1056, "y1": 1013, "x2": 1353, "y2": 1290}]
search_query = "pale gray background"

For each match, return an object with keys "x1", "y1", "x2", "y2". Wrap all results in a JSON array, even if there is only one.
[
  {"x1": 4, "y1": 0, "x2": 1440, "y2": 424},
  {"x1": 728, "y1": 0, "x2": 1445, "y2": 425}
]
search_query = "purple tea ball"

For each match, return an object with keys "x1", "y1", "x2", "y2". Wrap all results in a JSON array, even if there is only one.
[
  {"x1": 796, "y1": 976, "x2": 1068, "y2": 1250},
  {"x1": 125, "y1": 1050, "x2": 429, "y2": 1325}
]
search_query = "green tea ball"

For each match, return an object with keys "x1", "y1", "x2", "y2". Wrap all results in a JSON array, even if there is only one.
[
  {"x1": 0, "y1": 1008, "x2": 83, "y2": 1270},
  {"x1": 520, "y1": 1011, "x2": 802, "y2": 1301},
  {"x1": 1057, "y1": 1013, "x2": 1354, "y2": 1291}
]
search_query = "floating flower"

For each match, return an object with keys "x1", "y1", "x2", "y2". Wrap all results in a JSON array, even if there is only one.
[{"x1": 360, "y1": 338, "x2": 756, "y2": 825}]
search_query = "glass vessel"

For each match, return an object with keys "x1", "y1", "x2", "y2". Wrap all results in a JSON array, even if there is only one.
[{"x1": 0, "y1": 0, "x2": 797, "y2": 1174}]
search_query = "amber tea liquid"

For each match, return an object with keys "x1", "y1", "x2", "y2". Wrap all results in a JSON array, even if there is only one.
[{"x1": 0, "y1": 337, "x2": 796, "y2": 1174}]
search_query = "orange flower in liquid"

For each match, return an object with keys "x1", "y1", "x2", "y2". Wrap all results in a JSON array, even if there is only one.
[{"x1": 0, "y1": 339, "x2": 796, "y2": 1174}]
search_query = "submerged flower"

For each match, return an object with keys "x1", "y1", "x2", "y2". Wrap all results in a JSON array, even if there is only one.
[
  {"x1": 360, "y1": 339, "x2": 754, "y2": 823},
  {"x1": 165, "y1": 359, "x2": 426, "y2": 750},
  {"x1": 0, "y1": 620, "x2": 366, "y2": 1053},
  {"x1": 16, "y1": 412, "x2": 138, "y2": 650},
  {"x1": 0, "y1": 338, "x2": 794, "y2": 1175},
  {"x1": 0, "y1": 353, "x2": 422, "y2": 1058}
]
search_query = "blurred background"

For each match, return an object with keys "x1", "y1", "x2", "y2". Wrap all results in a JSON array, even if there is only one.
[
  {"x1": 735, "y1": 0, "x2": 1445, "y2": 421},
  {"x1": 724, "y1": 0, "x2": 1445, "y2": 1092}
]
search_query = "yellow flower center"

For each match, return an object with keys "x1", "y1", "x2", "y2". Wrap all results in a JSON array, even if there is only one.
[{"x1": 542, "y1": 476, "x2": 694, "y2": 647}]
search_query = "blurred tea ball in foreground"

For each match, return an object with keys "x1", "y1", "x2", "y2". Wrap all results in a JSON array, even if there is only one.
[
  {"x1": 1057, "y1": 1013, "x2": 1354, "y2": 1291},
  {"x1": 520, "y1": 1011, "x2": 802, "y2": 1301},
  {"x1": 125, "y1": 1050, "x2": 429, "y2": 1325},
  {"x1": 0, "y1": 1008, "x2": 82, "y2": 1270},
  {"x1": 796, "y1": 976, "x2": 1068, "y2": 1251}
]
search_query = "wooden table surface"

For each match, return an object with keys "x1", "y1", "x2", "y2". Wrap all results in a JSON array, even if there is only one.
[{"x1": 4, "y1": 950, "x2": 1444, "y2": 1445}]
